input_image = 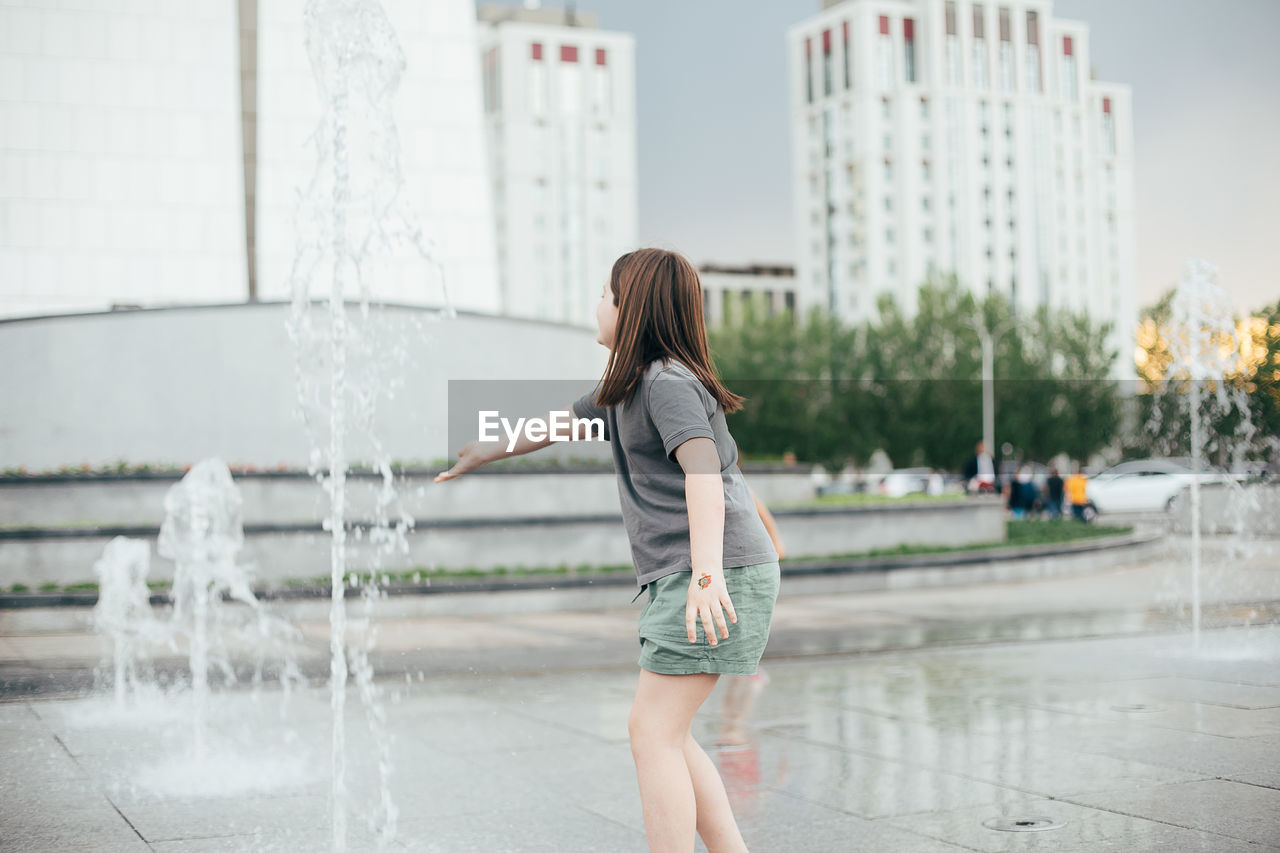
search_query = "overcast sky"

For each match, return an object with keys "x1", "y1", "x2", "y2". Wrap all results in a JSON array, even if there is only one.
[{"x1": 482, "y1": 0, "x2": 1279, "y2": 313}]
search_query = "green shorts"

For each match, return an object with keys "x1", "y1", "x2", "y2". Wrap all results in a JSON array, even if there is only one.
[{"x1": 635, "y1": 560, "x2": 780, "y2": 676}]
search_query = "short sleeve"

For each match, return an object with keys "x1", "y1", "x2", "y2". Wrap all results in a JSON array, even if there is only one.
[
  {"x1": 571, "y1": 387, "x2": 611, "y2": 441},
  {"x1": 646, "y1": 368, "x2": 715, "y2": 464}
]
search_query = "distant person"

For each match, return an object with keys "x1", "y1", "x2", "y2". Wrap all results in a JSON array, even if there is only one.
[
  {"x1": 434, "y1": 248, "x2": 776, "y2": 852},
  {"x1": 962, "y1": 441, "x2": 996, "y2": 494},
  {"x1": 1065, "y1": 465, "x2": 1090, "y2": 522},
  {"x1": 1010, "y1": 464, "x2": 1036, "y2": 519},
  {"x1": 1045, "y1": 467, "x2": 1065, "y2": 519}
]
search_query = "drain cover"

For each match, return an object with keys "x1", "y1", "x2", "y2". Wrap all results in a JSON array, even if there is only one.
[
  {"x1": 982, "y1": 816, "x2": 1065, "y2": 832},
  {"x1": 1110, "y1": 703, "x2": 1164, "y2": 713}
]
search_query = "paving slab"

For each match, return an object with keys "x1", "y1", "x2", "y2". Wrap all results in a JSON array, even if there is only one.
[{"x1": 1, "y1": 539, "x2": 1278, "y2": 851}]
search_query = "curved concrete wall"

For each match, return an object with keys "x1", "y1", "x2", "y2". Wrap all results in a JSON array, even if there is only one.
[
  {"x1": 1171, "y1": 483, "x2": 1280, "y2": 537},
  {"x1": 0, "y1": 302, "x2": 611, "y2": 470}
]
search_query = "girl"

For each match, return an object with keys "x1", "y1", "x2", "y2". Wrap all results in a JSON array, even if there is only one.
[{"x1": 435, "y1": 247, "x2": 780, "y2": 852}]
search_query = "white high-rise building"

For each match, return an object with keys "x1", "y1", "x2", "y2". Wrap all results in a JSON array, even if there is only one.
[
  {"x1": 0, "y1": 2, "x2": 248, "y2": 319},
  {"x1": 477, "y1": 4, "x2": 637, "y2": 329},
  {"x1": 255, "y1": 0, "x2": 499, "y2": 313},
  {"x1": 788, "y1": 0, "x2": 1135, "y2": 373},
  {"x1": 0, "y1": 1, "x2": 501, "y2": 319}
]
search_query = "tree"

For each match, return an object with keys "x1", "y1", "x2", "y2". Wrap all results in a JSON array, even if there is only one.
[{"x1": 709, "y1": 279, "x2": 1122, "y2": 471}]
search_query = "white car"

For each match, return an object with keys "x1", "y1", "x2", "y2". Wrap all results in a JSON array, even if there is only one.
[
  {"x1": 878, "y1": 467, "x2": 937, "y2": 498},
  {"x1": 1084, "y1": 459, "x2": 1233, "y2": 515}
]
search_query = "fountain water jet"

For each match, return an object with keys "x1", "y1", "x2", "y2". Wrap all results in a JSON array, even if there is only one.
[
  {"x1": 1156, "y1": 259, "x2": 1259, "y2": 649},
  {"x1": 287, "y1": 0, "x2": 455, "y2": 848}
]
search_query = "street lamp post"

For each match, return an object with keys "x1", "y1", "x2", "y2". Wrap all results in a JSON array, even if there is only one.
[
  {"x1": 980, "y1": 326, "x2": 995, "y2": 461},
  {"x1": 964, "y1": 312, "x2": 1016, "y2": 472}
]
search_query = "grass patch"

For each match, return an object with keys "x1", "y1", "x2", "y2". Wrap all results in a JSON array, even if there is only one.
[
  {"x1": 788, "y1": 520, "x2": 1132, "y2": 563},
  {"x1": 777, "y1": 492, "x2": 968, "y2": 509},
  {"x1": 3, "y1": 522, "x2": 1131, "y2": 596}
]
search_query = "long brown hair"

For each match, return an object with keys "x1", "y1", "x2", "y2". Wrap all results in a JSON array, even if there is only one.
[{"x1": 594, "y1": 248, "x2": 745, "y2": 414}]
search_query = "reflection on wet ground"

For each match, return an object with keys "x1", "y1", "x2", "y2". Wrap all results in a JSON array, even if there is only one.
[
  {"x1": 2, "y1": 624, "x2": 1278, "y2": 851},
  {"x1": 2, "y1": 543, "x2": 1278, "y2": 850}
]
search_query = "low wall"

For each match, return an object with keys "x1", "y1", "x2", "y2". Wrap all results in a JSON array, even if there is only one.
[
  {"x1": 0, "y1": 466, "x2": 817, "y2": 528},
  {"x1": 1170, "y1": 483, "x2": 1280, "y2": 537},
  {"x1": 0, "y1": 466, "x2": 1004, "y2": 587},
  {"x1": 0, "y1": 302, "x2": 612, "y2": 470}
]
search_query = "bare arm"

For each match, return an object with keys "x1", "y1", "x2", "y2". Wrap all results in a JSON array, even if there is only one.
[
  {"x1": 676, "y1": 437, "x2": 725, "y2": 581},
  {"x1": 674, "y1": 436, "x2": 736, "y2": 645},
  {"x1": 748, "y1": 485, "x2": 786, "y2": 560},
  {"x1": 434, "y1": 403, "x2": 589, "y2": 483}
]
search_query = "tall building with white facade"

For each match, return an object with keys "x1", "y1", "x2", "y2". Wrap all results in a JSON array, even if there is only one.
[
  {"x1": 788, "y1": 0, "x2": 1135, "y2": 371},
  {"x1": 254, "y1": 0, "x2": 500, "y2": 313},
  {"x1": 0, "y1": 2, "x2": 248, "y2": 318},
  {"x1": 477, "y1": 4, "x2": 637, "y2": 329},
  {"x1": 0, "y1": 0, "x2": 501, "y2": 319},
  {"x1": 699, "y1": 264, "x2": 797, "y2": 328}
]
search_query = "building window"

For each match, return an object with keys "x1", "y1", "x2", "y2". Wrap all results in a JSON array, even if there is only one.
[
  {"x1": 884, "y1": 195, "x2": 893, "y2": 211},
  {"x1": 559, "y1": 44, "x2": 581, "y2": 113},
  {"x1": 482, "y1": 47, "x2": 500, "y2": 113},
  {"x1": 1060, "y1": 36, "x2": 1077, "y2": 100},
  {"x1": 921, "y1": 159, "x2": 931, "y2": 181},
  {"x1": 878, "y1": 16, "x2": 894, "y2": 89},
  {"x1": 972, "y1": 5, "x2": 988, "y2": 89},
  {"x1": 886, "y1": 228, "x2": 895, "y2": 244},
  {"x1": 923, "y1": 196, "x2": 931, "y2": 211},
  {"x1": 1102, "y1": 96, "x2": 1116, "y2": 155},
  {"x1": 823, "y1": 28, "x2": 833, "y2": 97},
  {"x1": 530, "y1": 42, "x2": 547, "y2": 116},
  {"x1": 882, "y1": 97, "x2": 891, "y2": 120},
  {"x1": 920, "y1": 96, "x2": 930, "y2": 120},
  {"x1": 924, "y1": 227, "x2": 933, "y2": 243},
  {"x1": 592, "y1": 48, "x2": 610, "y2": 114},
  {"x1": 998, "y1": 7, "x2": 1014, "y2": 91},
  {"x1": 884, "y1": 159, "x2": 893, "y2": 180},
  {"x1": 946, "y1": 2, "x2": 961, "y2": 85},
  {"x1": 904, "y1": 18, "x2": 917, "y2": 83},
  {"x1": 842, "y1": 21, "x2": 852, "y2": 89},
  {"x1": 1026, "y1": 11, "x2": 1042, "y2": 91},
  {"x1": 805, "y1": 37, "x2": 813, "y2": 103}
]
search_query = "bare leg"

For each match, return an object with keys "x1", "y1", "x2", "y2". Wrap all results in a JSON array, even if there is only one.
[
  {"x1": 628, "y1": 669, "x2": 722, "y2": 853},
  {"x1": 683, "y1": 731, "x2": 750, "y2": 852}
]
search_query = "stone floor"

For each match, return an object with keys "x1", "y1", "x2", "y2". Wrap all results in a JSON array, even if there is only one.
[{"x1": 2, "y1": 537, "x2": 1279, "y2": 851}]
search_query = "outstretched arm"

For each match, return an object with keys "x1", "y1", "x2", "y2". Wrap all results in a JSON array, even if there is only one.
[{"x1": 434, "y1": 402, "x2": 587, "y2": 483}]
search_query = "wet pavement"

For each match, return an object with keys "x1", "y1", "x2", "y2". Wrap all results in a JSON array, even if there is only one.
[{"x1": 1, "y1": 538, "x2": 1279, "y2": 851}]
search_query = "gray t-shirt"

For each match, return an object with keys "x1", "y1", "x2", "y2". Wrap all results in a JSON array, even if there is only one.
[{"x1": 572, "y1": 357, "x2": 779, "y2": 587}]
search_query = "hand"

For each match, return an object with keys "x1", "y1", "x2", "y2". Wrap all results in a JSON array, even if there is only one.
[
  {"x1": 433, "y1": 440, "x2": 494, "y2": 483},
  {"x1": 686, "y1": 571, "x2": 737, "y2": 646}
]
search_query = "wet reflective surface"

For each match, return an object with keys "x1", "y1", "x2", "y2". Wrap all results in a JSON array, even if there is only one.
[
  {"x1": 3, "y1": 541, "x2": 1279, "y2": 850},
  {"x1": 2, "y1": 622, "x2": 1278, "y2": 851}
]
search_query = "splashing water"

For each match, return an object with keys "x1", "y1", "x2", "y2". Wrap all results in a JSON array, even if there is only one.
[
  {"x1": 92, "y1": 536, "x2": 164, "y2": 708},
  {"x1": 1154, "y1": 259, "x2": 1259, "y2": 649},
  {"x1": 157, "y1": 459, "x2": 307, "y2": 758},
  {"x1": 287, "y1": 1, "x2": 456, "y2": 849}
]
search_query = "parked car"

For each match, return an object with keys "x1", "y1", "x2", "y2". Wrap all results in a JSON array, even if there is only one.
[
  {"x1": 878, "y1": 467, "x2": 935, "y2": 498},
  {"x1": 1084, "y1": 458, "x2": 1234, "y2": 515}
]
